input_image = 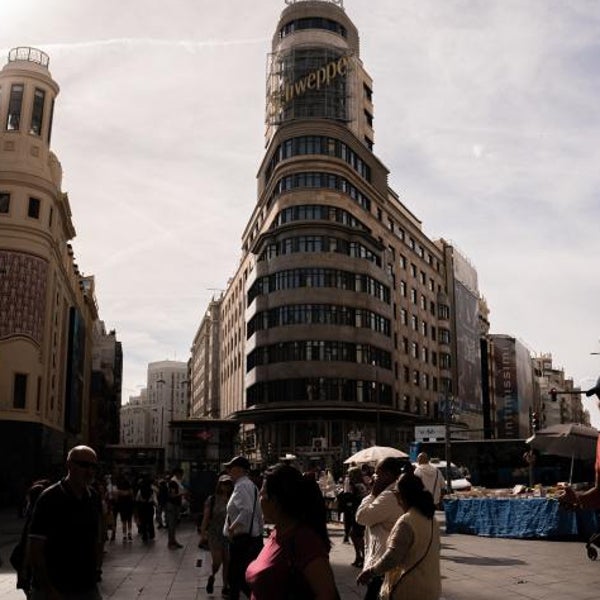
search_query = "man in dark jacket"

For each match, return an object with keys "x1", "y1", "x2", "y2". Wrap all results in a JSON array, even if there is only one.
[{"x1": 28, "y1": 445, "x2": 103, "y2": 600}]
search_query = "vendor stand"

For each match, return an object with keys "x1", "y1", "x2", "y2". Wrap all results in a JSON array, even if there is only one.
[{"x1": 444, "y1": 489, "x2": 598, "y2": 539}]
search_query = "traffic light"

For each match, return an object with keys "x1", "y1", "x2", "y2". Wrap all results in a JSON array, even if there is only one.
[
  {"x1": 531, "y1": 412, "x2": 540, "y2": 431},
  {"x1": 549, "y1": 388, "x2": 558, "y2": 402},
  {"x1": 585, "y1": 376, "x2": 600, "y2": 400}
]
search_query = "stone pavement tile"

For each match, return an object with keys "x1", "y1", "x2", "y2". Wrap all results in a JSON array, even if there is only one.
[{"x1": 4, "y1": 511, "x2": 600, "y2": 600}]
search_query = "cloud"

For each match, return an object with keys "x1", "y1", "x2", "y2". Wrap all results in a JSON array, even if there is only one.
[{"x1": 1, "y1": 0, "x2": 598, "y2": 427}]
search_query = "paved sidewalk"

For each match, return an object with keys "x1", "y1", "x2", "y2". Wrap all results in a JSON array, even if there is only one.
[{"x1": 2, "y1": 510, "x2": 600, "y2": 599}]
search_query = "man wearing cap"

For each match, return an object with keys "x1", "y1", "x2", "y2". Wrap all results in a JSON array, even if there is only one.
[{"x1": 223, "y1": 455, "x2": 263, "y2": 600}]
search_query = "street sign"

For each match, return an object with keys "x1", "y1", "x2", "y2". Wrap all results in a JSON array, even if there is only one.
[{"x1": 415, "y1": 425, "x2": 446, "y2": 442}]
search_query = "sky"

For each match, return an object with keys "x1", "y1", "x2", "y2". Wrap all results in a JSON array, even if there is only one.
[{"x1": 1, "y1": 0, "x2": 599, "y2": 424}]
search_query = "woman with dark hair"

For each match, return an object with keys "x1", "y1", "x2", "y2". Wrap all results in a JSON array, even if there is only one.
[
  {"x1": 246, "y1": 463, "x2": 339, "y2": 600},
  {"x1": 356, "y1": 472, "x2": 441, "y2": 600}
]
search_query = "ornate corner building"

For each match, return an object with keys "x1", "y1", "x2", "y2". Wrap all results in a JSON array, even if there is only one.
[
  {"x1": 210, "y1": 1, "x2": 485, "y2": 468},
  {"x1": 0, "y1": 48, "x2": 121, "y2": 500}
]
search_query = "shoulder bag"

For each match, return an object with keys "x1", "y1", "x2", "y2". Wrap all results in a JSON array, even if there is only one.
[{"x1": 381, "y1": 518, "x2": 434, "y2": 600}]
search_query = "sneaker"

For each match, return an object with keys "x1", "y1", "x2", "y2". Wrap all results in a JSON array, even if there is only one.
[{"x1": 206, "y1": 575, "x2": 215, "y2": 594}]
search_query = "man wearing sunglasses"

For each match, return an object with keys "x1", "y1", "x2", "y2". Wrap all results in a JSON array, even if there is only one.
[{"x1": 28, "y1": 445, "x2": 103, "y2": 599}]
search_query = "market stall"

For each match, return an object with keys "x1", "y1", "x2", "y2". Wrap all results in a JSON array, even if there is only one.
[{"x1": 444, "y1": 493, "x2": 598, "y2": 539}]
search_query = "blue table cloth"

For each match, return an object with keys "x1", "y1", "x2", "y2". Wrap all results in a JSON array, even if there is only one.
[{"x1": 444, "y1": 497, "x2": 598, "y2": 539}]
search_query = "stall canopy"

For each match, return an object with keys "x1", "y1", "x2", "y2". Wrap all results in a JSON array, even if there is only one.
[{"x1": 526, "y1": 423, "x2": 599, "y2": 483}]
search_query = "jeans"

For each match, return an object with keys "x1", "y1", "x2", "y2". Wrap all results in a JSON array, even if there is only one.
[
  {"x1": 165, "y1": 504, "x2": 181, "y2": 544},
  {"x1": 227, "y1": 535, "x2": 263, "y2": 600}
]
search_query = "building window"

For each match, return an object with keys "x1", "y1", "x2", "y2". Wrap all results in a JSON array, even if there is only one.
[
  {"x1": 28, "y1": 197, "x2": 41, "y2": 219},
  {"x1": 36, "y1": 377, "x2": 42, "y2": 411},
  {"x1": 364, "y1": 110, "x2": 373, "y2": 128},
  {"x1": 0, "y1": 192, "x2": 9, "y2": 213},
  {"x1": 47, "y1": 98, "x2": 55, "y2": 144},
  {"x1": 6, "y1": 84, "x2": 24, "y2": 131},
  {"x1": 30, "y1": 88, "x2": 46, "y2": 135},
  {"x1": 13, "y1": 373, "x2": 27, "y2": 409},
  {"x1": 363, "y1": 83, "x2": 373, "y2": 102}
]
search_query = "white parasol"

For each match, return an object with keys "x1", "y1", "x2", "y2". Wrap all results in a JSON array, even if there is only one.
[{"x1": 343, "y1": 445, "x2": 408, "y2": 465}]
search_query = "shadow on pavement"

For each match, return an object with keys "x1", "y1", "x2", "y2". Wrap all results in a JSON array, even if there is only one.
[{"x1": 443, "y1": 555, "x2": 526, "y2": 566}]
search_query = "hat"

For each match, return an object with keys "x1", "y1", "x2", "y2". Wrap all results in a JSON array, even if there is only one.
[
  {"x1": 218, "y1": 474, "x2": 233, "y2": 483},
  {"x1": 223, "y1": 455, "x2": 251, "y2": 470}
]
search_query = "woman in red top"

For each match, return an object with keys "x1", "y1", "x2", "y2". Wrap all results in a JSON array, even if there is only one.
[{"x1": 246, "y1": 463, "x2": 339, "y2": 600}]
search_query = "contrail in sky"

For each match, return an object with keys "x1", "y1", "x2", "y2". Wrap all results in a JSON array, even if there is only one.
[{"x1": 1, "y1": 37, "x2": 269, "y2": 55}]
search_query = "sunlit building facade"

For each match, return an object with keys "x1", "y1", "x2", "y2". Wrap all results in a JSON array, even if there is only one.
[
  {"x1": 0, "y1": 47, "x2": 118, "y2": 499},
  {"x1": 209, "y1": 1, "x2": 488, "y2": 470}
]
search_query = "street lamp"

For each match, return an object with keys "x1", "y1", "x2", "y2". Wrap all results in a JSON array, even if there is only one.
[
  {"x1": 157, "y1": 376, "x2": 190, "y2": 471},
  {"x1": 442, "y1": 380, "x2": 453, "y2": 495}
]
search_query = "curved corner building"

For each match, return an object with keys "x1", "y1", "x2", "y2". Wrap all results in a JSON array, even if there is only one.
[
  {"x1": 0, "y1": 48, "x2": 100, "y2": 485},
  {"x1": 219, "y1": 1, "x2": 457, "y2": 465}
]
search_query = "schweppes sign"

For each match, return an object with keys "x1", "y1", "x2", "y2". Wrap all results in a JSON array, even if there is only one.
[
  {"x1": 270, "y1": 55, "x2": 350, "y2": 119},
  {"x1": 282, "y1": 55, "x2": 349, "y2": 104}
]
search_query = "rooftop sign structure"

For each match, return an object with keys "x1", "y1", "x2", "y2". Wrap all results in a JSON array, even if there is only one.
[{"x1": 285, "y1": 0, "x2": 344, "y2": 8}]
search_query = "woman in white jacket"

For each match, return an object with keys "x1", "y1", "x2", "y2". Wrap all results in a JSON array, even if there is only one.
[{"x1": 356, "y1": 472, "x2": 441, "y2": 600}]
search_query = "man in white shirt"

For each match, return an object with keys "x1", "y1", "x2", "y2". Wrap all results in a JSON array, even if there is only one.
[
  {"x1": 223, "y1": 455, "x2": 263, "y2": 600},
  {"x1": 355, "y1": 457, "x2": 405, "y2": 600},
  {"x1": 414, "y1": 453, "x2": 444, "y2": 505}
]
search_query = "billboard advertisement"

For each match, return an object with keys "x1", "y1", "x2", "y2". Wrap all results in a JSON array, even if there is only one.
[
  {"x1": 492, "y1": 336, "x2": 519, "y2": 438},
  {"x1": 65, "y1": 307, "x2": 86, "y2": 433}
]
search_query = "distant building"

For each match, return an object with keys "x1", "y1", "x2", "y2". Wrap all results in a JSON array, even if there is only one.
[
  {"x1": 190, "y1": 298, "x2": 222, "y2": 418},
  {"x1": 120, "y1": 389, "x2": 148, "y2": 446},
  {"x1": 532, "y1": 353, "x2": 588, "y2": 428},
  {"x1": 120, "y1": 360, "x2": 188, "y2": 470},
  {"x1": 89, "y1": 319, "x2": 122, "y2": 452}
]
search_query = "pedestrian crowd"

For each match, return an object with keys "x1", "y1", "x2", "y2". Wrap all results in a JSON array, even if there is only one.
[{"x1": 8, "y1": 447, "x2": 447, "y2": 600}]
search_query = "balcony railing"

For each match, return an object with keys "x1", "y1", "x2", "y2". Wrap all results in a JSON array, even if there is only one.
[{"x1": 8, "y1": 47, "x2": 49, "y2": 68}]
